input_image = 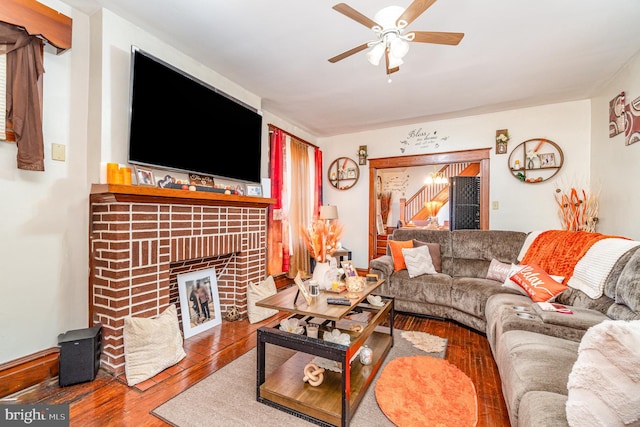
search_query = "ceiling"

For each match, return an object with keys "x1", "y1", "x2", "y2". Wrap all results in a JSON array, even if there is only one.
[{"x1": 61, "y1": 0, "x2": 640, "y2": 137}]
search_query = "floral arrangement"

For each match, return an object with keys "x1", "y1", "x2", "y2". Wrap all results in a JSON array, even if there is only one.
[
  {"x1": 379, "y1": 191, "x2": 392, "y2": 226},
  {"x1": 496, "y1": 131, "x2": 510, "y2": 143},
  {"x1": 424, "y1": 200, "x2": 444, "y2": 218},
  {"x1": 302, "y1": 218, "x2": 344, "y2": 263}
]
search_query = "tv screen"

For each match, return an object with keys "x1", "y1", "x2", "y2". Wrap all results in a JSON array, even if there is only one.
[{"x1": 128, "y1": 46, "x2": 263, "y2": 183}]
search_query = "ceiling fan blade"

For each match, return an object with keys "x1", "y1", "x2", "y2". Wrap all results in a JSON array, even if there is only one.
[
  {"x1": 332, "y1": 3, "x2": 379, "y2": 29},
  {"x1": 411, "y1": 31, "x2": 464, "y2": 45},
  {"x1": 385, "y1": 51, "x2": 400, "y2": 75},
  {"x1": 328, "y1": 43, "x2": 369, "y2": 63},
  {"x1": 396, "y1": 0, "x2": 437, "y2": 27}
]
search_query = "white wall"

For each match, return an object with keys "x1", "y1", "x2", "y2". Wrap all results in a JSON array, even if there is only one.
[
  {"x1": 319, "y1": 100, "x2": 592, "y2": 269},
  {"x1": 0, "y1": 0, "x2": 90, "y2": 364},
  {"x1": 590, "y1": 53, "x2": 640, "y2": 240}
]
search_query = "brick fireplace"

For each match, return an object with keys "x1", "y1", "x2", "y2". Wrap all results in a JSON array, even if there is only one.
[{"x1": 89, "y1": 184, "x2": 273, "y2": 374}]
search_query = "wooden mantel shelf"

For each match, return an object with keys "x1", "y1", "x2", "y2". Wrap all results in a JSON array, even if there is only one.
[{"x1": 90, "y1": 184, "x2": 275, "y2": 208}]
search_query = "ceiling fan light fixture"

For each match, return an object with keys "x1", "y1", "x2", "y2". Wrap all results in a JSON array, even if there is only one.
[
  {"x1": 389, "y1": 38, "x2": 410, "y2": 59},
  {"x1": 373, "y1": 5, "x2": 404, "y2": 29},
  {"x1": 366, "y1": 42, "x2": 385, "y2": 66}
]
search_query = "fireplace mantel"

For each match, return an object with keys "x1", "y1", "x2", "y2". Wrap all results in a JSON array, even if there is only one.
[{"x1": 90, "y1": 183, "x2": 275, "y2": 207}]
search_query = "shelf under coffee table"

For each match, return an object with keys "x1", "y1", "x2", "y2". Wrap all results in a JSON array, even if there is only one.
[{"x1": 256, "y1": 280, "x2": 394, "y2": 427}]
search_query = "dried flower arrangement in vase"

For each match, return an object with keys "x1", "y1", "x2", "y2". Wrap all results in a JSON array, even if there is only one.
[
  {"x1": 302, "y1": 218, "x2": 344, "y2": 289},
  {"x1": 554, "y1": 185, "x2": 599, "y2": 232}
]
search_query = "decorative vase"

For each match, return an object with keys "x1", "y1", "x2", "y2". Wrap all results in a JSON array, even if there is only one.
[{"x1": 312, "y1": 262, "x2": 332, "y2": 289}]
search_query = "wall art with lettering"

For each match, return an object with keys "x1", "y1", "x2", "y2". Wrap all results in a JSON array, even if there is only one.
[{"x1": 397, "y1": 128, "x2": 450, "y2": 154}]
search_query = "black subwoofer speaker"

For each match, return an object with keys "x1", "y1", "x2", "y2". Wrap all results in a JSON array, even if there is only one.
[{"x1": 57, "y1": 324, "x2": 102, "y2": 387}]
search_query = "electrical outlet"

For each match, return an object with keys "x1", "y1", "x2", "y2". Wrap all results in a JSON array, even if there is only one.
[
  {"x1": 52, "y1": 143, "x2": 66, "y2": 161},
  {"x1": 492, "y1": 201, "x2": 499, "y2": 210}
]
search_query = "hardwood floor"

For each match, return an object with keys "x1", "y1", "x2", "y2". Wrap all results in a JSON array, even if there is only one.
[{"x1": 4, "y1": 312, "x2": 510, "y2": 427}]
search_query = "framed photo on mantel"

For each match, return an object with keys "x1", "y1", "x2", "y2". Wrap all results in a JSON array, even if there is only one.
[{"x1": 246, "y1": 184, "x2": 262, "y2": 197}]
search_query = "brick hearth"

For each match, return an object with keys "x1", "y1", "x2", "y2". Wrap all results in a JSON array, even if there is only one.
[{"x1": 89, "y1": 184, "x2": 273, "y2": 374}]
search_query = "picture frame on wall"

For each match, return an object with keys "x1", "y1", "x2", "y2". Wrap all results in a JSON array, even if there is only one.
[
  {"x1": 177, "y1": 268, "x2": 222, "y2": 338},
  {"x1": 539, "y1": 153, "x2": 556, "y2": 167},
  {"x1": 135, "y1": 166, "x2": 155, "y2": 186},
  {"x1": 246, "y1": 184, "x2": 262, "y2": 197}
]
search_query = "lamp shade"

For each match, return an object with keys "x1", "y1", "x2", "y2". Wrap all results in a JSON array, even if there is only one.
[{"x1": 319, "y1": 205, "x2": 339, "y2": 220}]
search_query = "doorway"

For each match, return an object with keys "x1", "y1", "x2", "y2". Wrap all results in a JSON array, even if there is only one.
[{"x1": 367, "y1": 148, "x2": 491, "y2": 261}]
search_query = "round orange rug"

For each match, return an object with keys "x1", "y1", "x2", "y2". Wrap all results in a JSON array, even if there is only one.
[{"x1": 375, "y1": 356, "x2": 478, "y2": 426}]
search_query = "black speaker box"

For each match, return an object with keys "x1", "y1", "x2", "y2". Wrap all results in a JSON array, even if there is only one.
[{"x1": 57, "y1": 325, "x2": 102, "y2": 387}]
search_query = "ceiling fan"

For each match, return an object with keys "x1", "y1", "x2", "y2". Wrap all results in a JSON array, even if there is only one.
[{"x1": 328, "y1": 0, "x2": 464, "y2": 76}]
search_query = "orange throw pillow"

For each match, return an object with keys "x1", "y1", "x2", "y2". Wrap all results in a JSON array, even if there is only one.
[
  {"x1": 388, "y1": 240, "x2": 414, "y2": 271},
  {"x1": 511, "y1": 263, "x2": 568, "y2": 302}
]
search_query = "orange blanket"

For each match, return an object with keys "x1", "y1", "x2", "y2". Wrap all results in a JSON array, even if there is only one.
[{"x1": 520, "y1": 230, "x2": 625, "y2": 283}]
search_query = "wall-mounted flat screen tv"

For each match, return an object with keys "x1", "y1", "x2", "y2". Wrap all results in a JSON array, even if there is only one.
[{"x1": 128, "y1": 46, "x2": 263, "y2": 183}]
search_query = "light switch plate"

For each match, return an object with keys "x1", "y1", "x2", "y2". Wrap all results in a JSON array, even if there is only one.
[
  {"x1": 52, "y1": 143, "x2": 66, "y2": 161},
  {"x1": 492, "y1": 201, "x2": 499, "y2": 210}
]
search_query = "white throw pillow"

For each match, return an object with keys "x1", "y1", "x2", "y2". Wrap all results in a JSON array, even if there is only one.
[
  {"x1": 503, "y1": 264, "x2": 527, "y2": 294},
  {"x1": 123, "y1": 304, "x2": 187, "y2": 386},
  {"x1": 401, "y1": 245, "x2": 437, "y2": 278},
  {"x1": 247, "y1": 275, "x2": 279, "y2": 324},
  {"x1": 566, "y1": 320, "x2": 640, "y2": 426}
]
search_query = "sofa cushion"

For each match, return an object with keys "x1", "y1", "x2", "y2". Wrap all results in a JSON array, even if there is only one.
[
  {"x1": 496, "y1": 330, "x2": 579, "y2": 426},
  {"x1": 388, "y1": 240, "x2": 414, "y2": 271},
  {"x1": 450, "y1": 277, "x2": 519, "y2": 319},
  {"x1": 615, "y1": 248, "x2": 640, "y2": 314},
  {"x1": 386, "y1": 269, "x2": 452, "y2": 306},
  {"x1": 518, "y1": 391, "x2": 569, "y2": 427},
  {"x1": 485, "y1": 294, "x2": 597, "y2": 358},
  {"x1": 486, "y1": 258, "x2": 512, "y2": 282},
  {"x1": 412, "y1": 240, "x2": 442, "y2": 272},
  {"x1": 511, "y1": 264, "x2": 568, "y2": 302},
  {"x1": 566, "y1": 320, "x2": 640, "y2": 426},
  {"x1": 451, "y1": 230, "x2": 528, "y2": 278},
  {"x1": 402, "y1": 245, "x2": 437, "y2": 278}
]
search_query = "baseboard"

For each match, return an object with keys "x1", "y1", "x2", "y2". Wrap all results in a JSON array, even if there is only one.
[{"x1": 0, "y1": 348, "x2": 59, "y2": 398}]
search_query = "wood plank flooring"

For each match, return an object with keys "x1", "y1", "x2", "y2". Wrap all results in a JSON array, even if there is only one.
[{"x1": 4, "y1": 312, "x2": 510, "y2": 427}]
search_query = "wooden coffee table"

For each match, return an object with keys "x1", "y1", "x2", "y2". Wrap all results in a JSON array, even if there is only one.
[{"x1": 255, "y1": 279, "x2": 394, "y2": 427}]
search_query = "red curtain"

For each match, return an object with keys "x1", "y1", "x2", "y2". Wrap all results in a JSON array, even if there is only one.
[
  {"x1": 267, "y1": 129, "x2": 284, "y2": 275},
  {"x1": 267, "y1": 128, "x2": 323, "y2": 275}
]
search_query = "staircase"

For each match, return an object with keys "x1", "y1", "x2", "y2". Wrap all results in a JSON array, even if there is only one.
[{"x1": 400, "y1": 162, "x2": 480, "y2": 223}]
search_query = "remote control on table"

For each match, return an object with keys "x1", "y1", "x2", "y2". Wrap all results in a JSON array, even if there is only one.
[{"x1": 327, "y1": 297, "x2": 351, "y2": 306}]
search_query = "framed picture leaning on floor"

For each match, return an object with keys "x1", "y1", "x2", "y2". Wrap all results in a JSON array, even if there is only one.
[{"x1": 177, "y1": 268, "x2": 221, "y2": 338}]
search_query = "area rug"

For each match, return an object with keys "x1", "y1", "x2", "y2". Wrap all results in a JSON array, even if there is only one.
[
  {"x1": 401, "y1": 330, "x2": 448, "y2": 354},
  {"x1": 375, "y1": 356, "x2": 478, "y2": 426},
  {"x1": 152, "y1": 332, "x2": 449, "y2": 426}
]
